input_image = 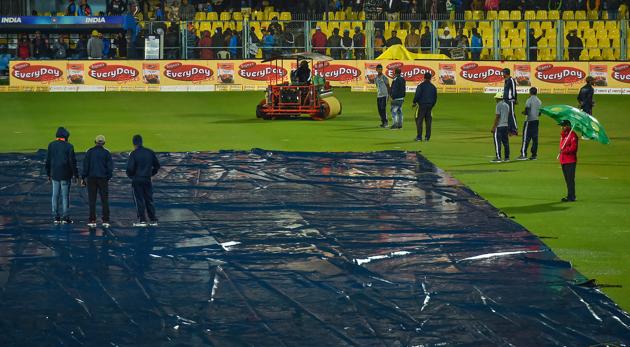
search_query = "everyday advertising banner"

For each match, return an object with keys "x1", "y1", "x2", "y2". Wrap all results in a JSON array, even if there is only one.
[{"x1": 9, "y1": 60, "x2": 630, "y2": 93}]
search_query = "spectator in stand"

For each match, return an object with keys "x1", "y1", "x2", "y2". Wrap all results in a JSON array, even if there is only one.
[
  {"x1": 328, "y1": 28, "x2": 343, "y2": 59},
  {"x1": 566, "y1": 30, "x2": 583, "y2": 61},
  {"x1": 311, "y1": 26, "x2": 327, "y2": 55},
  {"x1": 269, "y1": 16, "x2": 283, "y2": 34},
  {"x1": 155, "y1": 4, "x2": 165, "y2": 20},
  {"x1": 262, "y1": 28, "x2": 274, "y2": 59},
  {"x1": 229, "y1": 31, "x2": 239, "y2": 58},
  {"x1": 186, "y1": 23, "x2": 198, "y2": 58},
  {"x1": 416, "y1": 0, "x2": 433, "y2": 18},
  {"x1": 365, "y1": 0, "x2": 386, "y2": 19},
  {"x1": 79, "y1": 0, "x2": 92, "y2": 16},
  {"x1": 282, "y1": 29, "x2": 295, "y2": 54},
  {"x1": 272, "y1": 28, "x2": 283, "y2": 56},
  {"x1": 32, "y1": 32, "x2": 50, "y2": 59},
  {"x1": 166, "y1": 1, "x2": 180, "y2": 21},
  {"x1": 405, "y1": 27, "x2": 421, "y2": 53},
  {"x1": 74, "y1": 34, "x2": 88, "y2": 59},
  {"x1": 352, "y1": 0, "x2": 365, "y2": 12},
  {"x1": 353, "y1": 26, "x2": 366, "y2": 59},
  {"x1": 115, "y1": 32, "x2": 128, "y2": 58},
  {"x1": 485, "y1": 0, "x2": 499, "y2": 10},
  {"x1": 438, "y1": 27, "x2": 453, "y2": 56},
  {"x1": 52, "y1": 36, "x2": 68, "y2": 59},
  {"x1": 470, "y1": 28, "x2": 482, "y2": 60},
  {"x1": 607, "y1": 0, "x2": 620, "y2": 19},
  {"x1": 471, "y1": 0, "x2": 484, "y2": 9},
  {"x1": 528, "y1": 28, "x2": 545, "y2": 61},
  {"x1": 386, "y1": 0, "x2": 402, "y2": 20},
  {"x1": 420, "y1": 26, "x2": 432, "y2": 53},
  {"x1": 374, "y1": 28, "x2": 386, "y2": 56},
  {"x1": 455, "y1": 28, "x2": 469, "y2": 58},
  {"x1": 88, "y1": 30, "x2": 104, "y2": 59},
  {"x1": 107, "y1": 0, "x2": 127, "y2": 15},
  {"x1": 18, "y1": 36, "x2": 30, "y2": 59},
  {"x1": 386, "y1": 30, "x2": 402, "y2": 47},
  {"x1": 199, "y1": 30, "x2": 213, "y2": 59},
  {"x1": 212, "y1": 27, "x2": 225, "y2": 56},
  {"x1": 587, "y1": 0, "x2": 600, "y2": 11},
  {"x1": 0, "y1": 45, "x2": 9, "y2": 75},
  {"x1": 100, "y1": 33, "x2": 111, "y2": 59},
  {"x1": 248, "y1": 27, "x2": 260, "y2": 58},
  {"x1": 341, "y1": 29, "x2": 354, "y2": 59},
  {"x1": 179, "y1": 0, "x2": 196, "y2": 21},
  {"x1": 67, "y1": 0, "x2": 77, "y2": 15}
]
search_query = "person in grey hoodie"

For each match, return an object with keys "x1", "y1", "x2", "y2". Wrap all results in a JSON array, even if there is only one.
[
  {"x1": 374, "y1": 64, "x2": 390, "y2": 128},
  {"x1": 45, "y1": 127, "x2": 79, "y2": 224},
  {"x1": 87, "y1": 30, "x2": 104, "y2": 59}
]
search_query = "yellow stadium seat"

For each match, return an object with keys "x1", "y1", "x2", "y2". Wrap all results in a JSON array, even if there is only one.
[
  {"x1": 611, "y1": 37, "x2": 621, "y2": 48},
  {"x1": 598, "y1": 38, "x2": 610, "y2": 48},
  {"x1": 501, "y1": 37, "x2": 511, "y2": 47},
  {"x1": 233, "y1": 12, "x2": 243, "y2": 21},
  {"x1": 517, "y1": 21, "x2": 526, "y2": 30},
  {"x1": 584, "y1": 28, "x2": 596, "y2": 38},
  {"x1": 608, "y1": 28, "x2": 620, "y2": 38},
  {"x1": 565, "y1": 21, "x2": 578, "y2": 31},
  {"x1": 478, "y1": 21, "x2": 491, "y2": 30},
  {"x1": 549, "y1": 10, "x2": 560, "y2": 19},
  {"x1": 541, "y1": 21, "x2": 553, "y2": 31},
  {"x1": 464, "y1": 10, "x2": 473, "y2": 20},
  {"x1": 359, "y1": 11, "x2": 366, "y2": 20},
  {"x1": 536, "y1": 10, "x2": 548, "y2": 20},
  {"x1": 514, "y1": 48, "x2": 526, "y2": 60},
  {"x1": 486, "y1": 11, "x2": 498, "y2": 20},
  {"x1": 280, "y1": 12, "x2": 291, "y2": 21},
  {"x1": 194, "y1": 12, "x2": 205, "y2": 20},
  {"x1": 524, "y1": 11, "x2": 536, "y2": 20},
  {"x1": 510, "y1": 10, "x2": 521, "y2": 20},
  {"x1": 465, "y1": 21, "x2": 476, "y2": 30},
  {"x1": 579, "y1": 50, "x2": 589, "y2": 60},
  {"x1": 511, "y1": 38, "x2": 523, "y2": 48},
  {"x1": 575, "y1": 11, "x2": 586, "y2": 19},
  {"x1": 352, "y1": 21, "x2": 363, "y2": 30},
  {"x1": 606, "y1": 21, "x2": 618, "y2": 31},
  {"x1": 498, "y1": 10, "x2": 510, "y2": 20},
  {"x1": 562, "y1": 11, "x2": 575, "y2": 20},
  {"x1": 220, "y1": 12, "x2": 231, "y2": 21},
  {"x1": 596, "y1": 30, "x2": 608, "y2": 40},
  {"x1": 587, "y1": 10, "x2": 598, "y2": 19},
  {"x1": 345, "y1": 9, "x2": 357, "y2": 20},
  {"x1": 601, "y1": 48, "x2": 615, "y2": 60},
  {"x1": 473, "y1": 10, "x2": 484, "y2": 20},
  {"x1": 501, "y1": 21, "x2": 514, "y2": 31},
  {"x1": 334, "y1": 11, "x2": 346, "y2": 20},
  {"x1": 207, "y1": 12, "x2": 218, "y2": 21},
  {"x1": 593, "y1": 21, "x2": 605, "y2": 31},
  {"x1": 578, "y1": 21, "x2": 590, "y2": 32},
  {"x1": 267, "y1": 11, "x2": 279, "y2": 20},
  {"x1": 585, "y1": 37, "x2": 598, "y2": 48},
  {"x1": 588, "y1": 48, "x2": 601, "y2": 59}
]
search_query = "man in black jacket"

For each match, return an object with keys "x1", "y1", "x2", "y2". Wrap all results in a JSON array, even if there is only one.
[
  {"x1": 126, "y1": 135, "x2": 160, "y2": 227},
  {"x1": 45, "y1": 127, "x2": 79, "y2": 224},
  {"x1": 502, "y1": 68, "x2": 518, "y2": 135},
  {"x1": 82, "y1": 135, "x2": 114, "y2": 228},
  {"x1": 578, "y1": 76, "x2": 595, "y2": 115},
  {"x1": 389, "y1": 68, "x2": 406, "y2": 129},
  {"x1": 412, "y1": 72, "x2": 438, "y2": 142}
]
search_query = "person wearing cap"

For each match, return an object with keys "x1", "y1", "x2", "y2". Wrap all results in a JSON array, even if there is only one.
[
  {"x1": 341, "y1": 29, "x2": 354, "y2": 59},
  {"x1": 87, "y1": 29, "x2": 103, "y2": 59},
  {"x1": 490, "y1": 92, "x2": 511, "y2": 163},
  {"x1": 559, "y1": 120, "x2": 578, "y2": 202},
  {"x1": 46, "y1": 127, "x2": 79, "y2": 224},
  {"x1": 82, "y1": 135, "x2": 113, "y2": 228},
  {"x1": 438, "y1": 27, "x2": 454, "y2": 56},
  {"x1": 327, "y1": 28, "x2": 342, "y2": 59},
  {"x1": 311, "y1": 26, "x2": 327, "y2": 55},
  {"x1": 126, "y1": 135, "x2": 160, "y2": 227},
  {"x1": 374, "y1": 64, "x2": 391, "y2": 128},
  {"x1": 412, "y1": 72, "x2": 438, "y2": 141},
  {"x1": 502, "y1": 67, "x2": 518, "y2": 136},
  {"x1": 578, "y1": 76, "x2": 595, "y2": 115},
  {"x1": 389, "y1": 67, "x2": 406, "y2": 129}
]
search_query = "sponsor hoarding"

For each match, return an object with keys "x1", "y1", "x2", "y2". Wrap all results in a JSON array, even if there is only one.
[{"x1": 9, "y1": 60, "x2": 630, "y2": 92}]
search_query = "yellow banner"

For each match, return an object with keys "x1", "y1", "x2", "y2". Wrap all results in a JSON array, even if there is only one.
[{"x1": 9, "y1": 60, "x2": 630, "y2": 92}]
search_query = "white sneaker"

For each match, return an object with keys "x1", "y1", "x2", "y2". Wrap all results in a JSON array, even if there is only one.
[
  {"x1": 490, "y1": 158, "x2": 502, "y2": 163},
  {"x1": 87, "y1": 222, "x2": 97, "y2": 228},
  {"x1": 102, "y1": 222, "x2": 111, "y2": 228},
  {"x1": 149, "y1": 220, "x2": 158, "y2": 227},
  {"x1": 133, "y1": 221, "x2": 148, "y2": 227},
  {"x1": 516, "y1": 155, "x2": 528, "y2": 161}
]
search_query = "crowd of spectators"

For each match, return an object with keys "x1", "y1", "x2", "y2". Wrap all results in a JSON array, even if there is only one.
[{"x1": 12, "y1": 30, "x2": 128, "y2": 60}]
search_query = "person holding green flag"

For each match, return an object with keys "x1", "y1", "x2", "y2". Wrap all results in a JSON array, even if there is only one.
[{"x1": 559, "y1": 120, "x2": 578, "y2": 202}]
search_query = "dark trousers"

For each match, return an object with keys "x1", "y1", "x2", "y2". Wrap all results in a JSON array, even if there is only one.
[
  {"x1": 528, "y1": 48, "x2": 538, "y2": 61},
  {"x1": 507, "y1": 100, "x2": 518, "y2": 135},
  {"x1": 562, "y1": 162, "x2": 576, "y2": 200},
  {"x1": 471, "y1": 51, "x2": 481, "y2": 60},
  {"x1": 377, "y1": 96, "x2": 387, "y2": 124},
  {"x1": 494, "y1": 126, "x2": 510, "y2": 159},
  {"x1": 132, "y1": 179, "x2": 156, "y2": 222},
  {"x1": 87, "y1": 177, "x2": 110, "y2": 222},
  {"x1": 415, "y1": 104, "x2": 433, "y2": 140},
  {"x1": 582, "y1": 104, "x2": 593, "y2": 115},
  {"x1": 520, "y1": 120, "x2": 539, "y2": 157}
]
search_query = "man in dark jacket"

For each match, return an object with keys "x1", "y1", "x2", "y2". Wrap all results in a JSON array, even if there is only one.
[
  {"x1": 126, "y1": 135, "x2": 160, "y2": 227},
  {"x1": 578, "y1": 76, "x2": 595, "y2": 115},
  {"x1": 46, "y1": 127, "x2": 79, "y2": 224},
  {"x1": 327, "y1": 28, "x2": 343, "y2": 59},
  {"x1": 82, "y1": 135, "x2": 113, "y2": 228},
  {"x1": 528, "y1": 29, "x2": 546, "y2": 61},
  {"x1": 412, "y1": 72, "x2": 438, "y2": 142},
  {"x1": 502, "y1": 68, "x2": 518, "y2": 135},
  {"x1": 389, "y1": 68, "x2": 406, "y2": 129}
]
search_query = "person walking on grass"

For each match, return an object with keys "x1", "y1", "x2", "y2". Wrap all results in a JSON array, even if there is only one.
[
  {"x1": 389, "y1": 68, "x2": 406, "y2": 129},
  {"x1": 126, "y1": 135, "x2": 160, "y2": 227},
  {"x1": 374, "y1": 64, "x2": 390, "y2": 128},
  {"x1": 502, "y1": 68, "x2": 518, "y2": 136},
  {"x1": 517, "y1": 87, "x2": 542, "y2": 161},
  {"x1": 82, "y1": 135, "x2": 113, "y2": 228},
  {"x1": 559, "y1": 120, "x2": 578, "y2": 202},
  {"x1": 491, "y1": 92, "x2": 511, "y2": 163},
  {"x1": 412, "y1": 72, "x2": 438, "y2": 142},
  {"x1": 578, "y1": 76, "x2": 595, "y2": 115},
  {"x1": 46, "y1": 127, "x2": 79, "y2": 224}
]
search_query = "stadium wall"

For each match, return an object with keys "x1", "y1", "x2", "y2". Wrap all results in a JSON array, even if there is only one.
[{"x1": 7, "y1": 60, "x2": 630, "y2": 94}]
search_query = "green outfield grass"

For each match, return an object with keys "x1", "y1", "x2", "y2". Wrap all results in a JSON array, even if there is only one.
[{"x1": 1, "y1": 89, "x2": 629, "y2": 310}]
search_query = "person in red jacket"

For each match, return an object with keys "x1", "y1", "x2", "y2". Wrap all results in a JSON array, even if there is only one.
[
  {"x1": 559, "y1": 120, "x2": 578, "y2": 202},
  {"x1": 311, "y1": 26, "x2": 327, "y2": 55}
]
